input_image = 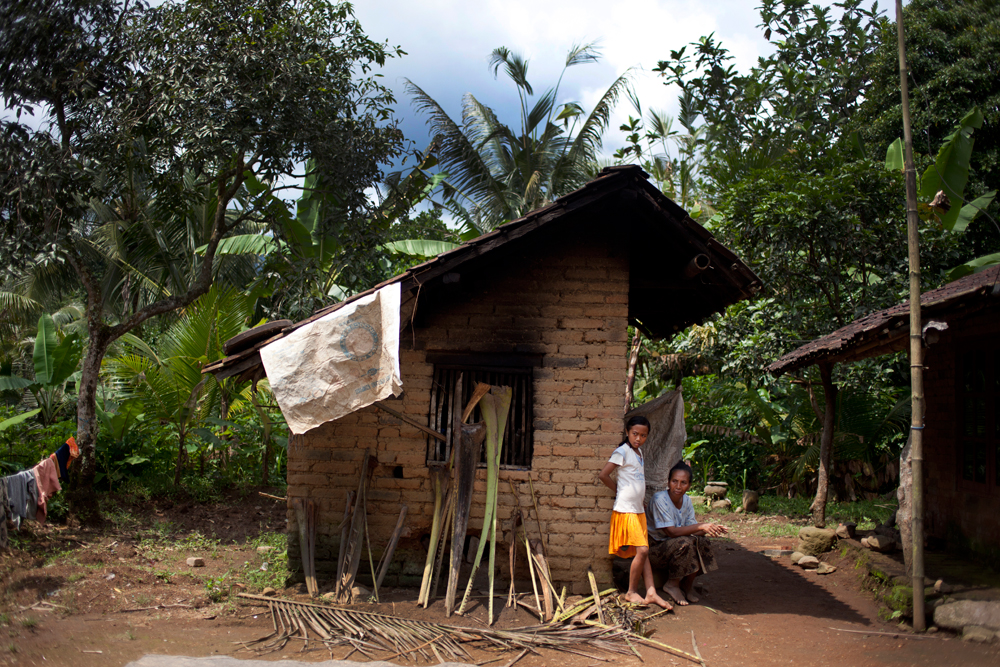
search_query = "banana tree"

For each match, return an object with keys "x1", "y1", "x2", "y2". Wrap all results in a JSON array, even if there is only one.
[
  {"x1": 0, "y1": 313, "x2": 83, "y2": 427},
  {"x1": 885, "y1": 107, "x2": 998, "y2": 279},
  {"x1": 108, "y1": 287, "x2": 252, "y2": 485}
]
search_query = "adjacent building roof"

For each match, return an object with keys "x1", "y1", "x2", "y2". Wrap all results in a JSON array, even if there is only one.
[
  {"x1": 767, "y1": 265, "x2": 1000, "y2": 376},
  {"x1": 205, "y1": 165, "x2": 762, "y2": 382}
]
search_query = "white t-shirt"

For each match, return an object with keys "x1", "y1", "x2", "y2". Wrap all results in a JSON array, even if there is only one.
[
  {"x1": 608, "y1": 442, "x2": 645, "y2": 514},
  {"x1": 647, "y1": 490, "x2": 696, "y2": 542}
]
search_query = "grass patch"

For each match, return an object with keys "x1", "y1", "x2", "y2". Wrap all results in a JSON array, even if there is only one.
[
  {"x1": 19, "y1": 617, "x2": 37, "y2": 629},
  {"x1": 239, "y1": 532, "x2": 288, "y2": 593},
  {"x1": 757, "y1": 495, "x2": 897, "y2": 527},
  {"x1": 756, "y1": 522, "x2": 801, "y2": 539},
  {"x1": 67, "y1": 573, "x2": 85, "y2": 583}
]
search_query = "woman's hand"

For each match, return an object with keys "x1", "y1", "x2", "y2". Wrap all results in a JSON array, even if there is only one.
[{"x1": 700, "y1": 523, "x2": 728, "y2": 538}]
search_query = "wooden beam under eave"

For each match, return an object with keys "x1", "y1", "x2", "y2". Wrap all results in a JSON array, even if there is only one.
[{"x1": 213, "y1": 351, "x2": 263, "y2": 381}]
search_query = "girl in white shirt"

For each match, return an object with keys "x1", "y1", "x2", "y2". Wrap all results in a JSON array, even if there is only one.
[{"x1": 598, "y1": 416, "x2": 671, "y2": 609}]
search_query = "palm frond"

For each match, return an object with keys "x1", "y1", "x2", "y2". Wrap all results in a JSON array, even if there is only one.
[{"x1": 489, "y1": 47, "x2": 532, "y2": 95}]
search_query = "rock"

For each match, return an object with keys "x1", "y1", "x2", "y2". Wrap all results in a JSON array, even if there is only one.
[
  {"x1": 790, "y1": 551, "x2": 805, "y2": 564},
  {"x1": 257, "y1": 546, "x2": 274, "y2": 553},
  {"x1": 711, "y1": 499, "x2": 732, "y2": 510},
  {"x1": 704, "y1": 484, "x2": 728, "y2": 499},
  {"x1": 797, "y1": 556, "x2": 820, "y2": 569},
  {"x1": 835, "y1": 522, "x2": 857, "y2": 540},
  {"x1": 816, "y1": 562, "x2": 837, "y2": 575},
  {"x1": 962, "y1": 626, "x2": 996, "y2": 643},
  {"x1": 741, "y1": 490, "x2": 759, "y2": 513},
  {"x1": 934, "y1": 579, "x2": 958, "y2": 595},
  {"x1": 262, "y1": 587, "x2": 277, "y2": 597},
  {"x1": 866, "y1": 534, "x2": 895, "y2": 552},
  {"x1": 934, "y1": 600, "x2": 1000, "y2": 632},
  {"x1": 186, "y1": 557, "x2": 205, "y2": 567},
  {"x1": 761, "y1": 549, "x2": 794, "y2": 558},
  {"x1": 351, "y1": 585, "x2": 371, "y2": 600},
  {"x1": 796, "y1": 527, "x2": 837, "y2": 557},
  {"x1": 689, "y1": 496, "x2": 707, "y2": 507},
  {"x1": 860, "y1": 537, "x2": 870, "y2": 548}
]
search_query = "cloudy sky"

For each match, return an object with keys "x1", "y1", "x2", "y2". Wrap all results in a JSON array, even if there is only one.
[{"x1": 352, "y1": 0, "x2": 777, "y2": 165}]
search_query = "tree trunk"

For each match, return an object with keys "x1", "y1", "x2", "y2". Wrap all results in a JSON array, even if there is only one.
[
  {"x1": 810, "y1": 362, "x2": 838, "y2": 527},
  {"x1": 623, "y1": 330, "x2": 642, "y2": 416},
  {"x1": 67, "y1": 325, "x2": 111, "y2": 525},
  {"x1": 262, "y1": 436, "x2": 271, "y2": 487},
  {"x1": 174, "y1": 432, "x2": 186, "y2": 486}
]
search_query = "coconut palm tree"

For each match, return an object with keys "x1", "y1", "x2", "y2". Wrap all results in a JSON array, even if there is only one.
[{"x1": 405, "y1": 42, "x2": 632, "y2": 231}]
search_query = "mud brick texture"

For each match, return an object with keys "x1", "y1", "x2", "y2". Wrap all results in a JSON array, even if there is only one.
[{"x1": 286, "y1": 221, "x2": 629, "y2": 595}]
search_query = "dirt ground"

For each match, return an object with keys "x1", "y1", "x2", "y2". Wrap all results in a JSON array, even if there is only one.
[{"x1": 2, "y1": 491, "x2": 998, "y2": 667}]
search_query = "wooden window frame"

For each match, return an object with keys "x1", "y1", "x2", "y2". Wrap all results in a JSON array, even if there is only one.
[
  {"x1": 957, "y1": 342, "x2": 999, "y2": 494},
  {"x1": 426, "y1": 364, "x2": 534, "y2": 470}
]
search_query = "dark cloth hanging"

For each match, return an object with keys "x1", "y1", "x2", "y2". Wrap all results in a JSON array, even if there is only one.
[
  {"x1": 53, "y1": 436, "x2": 79, "y2": 482},
  {"x1": 5, "y1": 470, "x2": 38, "y2": 527},
  {"x1": 0, "y1": 481, "x2": 9, "y2": 548}
]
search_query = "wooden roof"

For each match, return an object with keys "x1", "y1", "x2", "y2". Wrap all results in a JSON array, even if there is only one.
[
  {"x1": 204, "y1": 165, "x2": 761, "y2": 382},
  {"x1": 767, "y1": 265, "x2": 1000, "y2": 376}
]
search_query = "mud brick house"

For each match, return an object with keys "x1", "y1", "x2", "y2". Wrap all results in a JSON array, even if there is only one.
[
  {"x1": 205, "y1": 165, "x2": 760, "y2": 592},
  {"x1": 768, "y1": 266, "x2": 1000, "y2": 562}
]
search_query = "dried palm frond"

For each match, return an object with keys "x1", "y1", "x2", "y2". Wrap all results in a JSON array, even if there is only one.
[{"x1": 235, "y1": 593, "x2": 701, "y2": 663}]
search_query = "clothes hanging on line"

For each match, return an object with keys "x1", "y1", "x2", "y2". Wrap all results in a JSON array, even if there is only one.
[
  {"x1": 34, "y1": 456, "x2": 61, "y2": 525},
  {"x1": 0, "y1": 482, "x2": 10, "y2": 549},
  {"x1": 53, "y1": 437, "x2": 80, "y2": 483},
  {"x1": 5, "y1": 470, "x2": 38, "y2": 529}
]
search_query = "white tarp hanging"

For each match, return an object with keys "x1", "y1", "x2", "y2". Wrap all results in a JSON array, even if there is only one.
[{"x1": 260, "y1": 283, "x2": 403, "y2": 434}]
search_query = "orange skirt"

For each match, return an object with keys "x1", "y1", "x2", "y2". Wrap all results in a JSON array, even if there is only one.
[{"x1": 608, "y1": 511, "x2": 648, "y2": 558}]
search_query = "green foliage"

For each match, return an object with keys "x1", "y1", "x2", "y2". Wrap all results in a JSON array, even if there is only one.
[
  {"x1": 855, "y1": 0, "x2": 1000, "y2": 262},
  {"x1": 406, "y1": 42, "x2": 631, "y2": 231},
  {"x1": 240, "y1": 532, "x2": 289, "y2": 592}
]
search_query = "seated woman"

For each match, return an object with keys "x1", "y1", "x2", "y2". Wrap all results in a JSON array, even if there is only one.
[{"x1": 646, "y1": 461, "x2": 728, "y2": 605}]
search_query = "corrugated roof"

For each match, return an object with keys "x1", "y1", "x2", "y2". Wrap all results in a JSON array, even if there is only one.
[{"x1": 767, "y1": 265, "x2": 1000, "y2": 376}]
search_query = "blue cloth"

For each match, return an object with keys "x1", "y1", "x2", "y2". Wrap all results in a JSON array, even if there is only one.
[
  {"x1": 53, "y1": 444, "x2": 71, "y2": 482},
  {"x1": 647, "y1": 490, "x2": 695, "y2": 542}
]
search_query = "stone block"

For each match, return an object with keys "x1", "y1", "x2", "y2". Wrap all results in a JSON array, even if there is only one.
[
  {"x1": 796, "y1": 526, "x2": 837, "y2": 557},
  {"x1": 934, "y1": 601, "x2": 1000, "y2": 632}
]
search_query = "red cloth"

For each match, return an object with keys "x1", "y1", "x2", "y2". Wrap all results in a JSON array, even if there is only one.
[{"x1": 33, "y1": 457, "x2": 62, "y2": 524}]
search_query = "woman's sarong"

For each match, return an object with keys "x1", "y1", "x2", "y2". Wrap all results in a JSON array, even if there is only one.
[{"x1": 648, "y1": 535, "x2": 718, "y2": 580}]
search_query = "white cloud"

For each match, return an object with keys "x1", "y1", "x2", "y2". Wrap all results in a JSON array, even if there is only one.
[{"x1": 355, "y1": 0, "x2": 773, "y2": 160}]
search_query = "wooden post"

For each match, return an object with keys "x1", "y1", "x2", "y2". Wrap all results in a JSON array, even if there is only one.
[
  {"x1": 810, "y1": 362, "x2": 837, "y2": 527},
  {"x1": 895, "y1": 0, "x2": 926, "y2": 632}
]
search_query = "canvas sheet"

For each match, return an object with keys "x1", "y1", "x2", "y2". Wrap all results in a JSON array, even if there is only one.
[
  {"x1": 260, "y1": 283, "x2": 402, "y2": 434},
  {"x1": 624, "y1": 389, "x2": 687, "y2": 507}
]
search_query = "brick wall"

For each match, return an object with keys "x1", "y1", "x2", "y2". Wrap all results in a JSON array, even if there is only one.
[
  {"x1": 922, "y1": 308, "x2": 1000, "y2": 553},
  {"x1": 287, "y1": 220, "x2": 630, "y2": 594}
]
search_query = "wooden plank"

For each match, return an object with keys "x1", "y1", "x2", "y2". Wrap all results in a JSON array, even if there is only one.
[
  {"x1": 223, "y1": 320, "x2": 292, "y2": 355},
  {"x1": 374, "y1": 401, "x2": 446, "y2": 442}
]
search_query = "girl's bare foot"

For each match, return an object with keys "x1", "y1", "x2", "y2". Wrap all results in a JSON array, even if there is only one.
[
  {"x1": 624, "y1": 591, "x2": 648, "y2": 607},
  {"x1": 645, "y1": 591, "x2": 673, "y2": 610},
  {"x1": 662, "y1": 583, "x2": 689, "y2": 605}
]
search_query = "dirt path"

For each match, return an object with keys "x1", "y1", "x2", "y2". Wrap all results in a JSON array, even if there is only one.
[{"x1": 2, "y1": 498, "x2": 998, "y2": 667}]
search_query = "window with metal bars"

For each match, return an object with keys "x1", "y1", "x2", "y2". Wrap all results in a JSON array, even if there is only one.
[
  {"x1": 959, "y1": 347, "x2": 999, "y2": 490},
  {"x1": 426, "y1": 365, "x2": 534, "y2": 469}
]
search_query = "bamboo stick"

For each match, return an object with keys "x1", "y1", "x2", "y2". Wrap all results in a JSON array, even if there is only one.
[
  {"x1": 376, "y1": 505, "x2": 408, "y2": 592},
  {"x1": 418, "y1": 468, "x2": 446, "y2": 606},
  {"x1": 588, "y1": 567, "x2": 606, "y2": 625},
  {"x1": 527, "y1": 476, "x2": 548, "y2": 561},
  {"x1": 375, "y1": 401, "x2": 446, "y2": 442},
  {"x1": 335, "y1": 491, "x2": 354, "y2": 595}
]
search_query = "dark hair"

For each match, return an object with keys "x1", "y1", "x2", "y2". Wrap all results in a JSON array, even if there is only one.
[
  {"x1": 624, "y1": 415, "x2": 651, "y2": 432},
  {"x1": 668, "y1": 460, "x2": 693, "y2": 482}
]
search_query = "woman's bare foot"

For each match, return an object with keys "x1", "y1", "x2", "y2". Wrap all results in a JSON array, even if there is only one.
[
  {"x1": 681, "y1": 576, "x2": 700, "y2": 603},
  {"x1": 624, "y1": 591, "x2": 648, "y2": 607},
  {"x1": 662, "y1": 583, "x2": 689, "y2": 606},
  {"x1": 644, "y1": 590, "x2": 673, "y2": 610}
]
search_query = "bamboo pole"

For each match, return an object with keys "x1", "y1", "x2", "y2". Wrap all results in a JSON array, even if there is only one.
[
  {"x1": 895, "y1": 0, "x2": 926, "y2": 632},
  {"x1": 376, "y1": 505, "x2": 408, "y2": 593},
  {"x1": 623, "y1": 329, "x2": 642, "y2": 416}
]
